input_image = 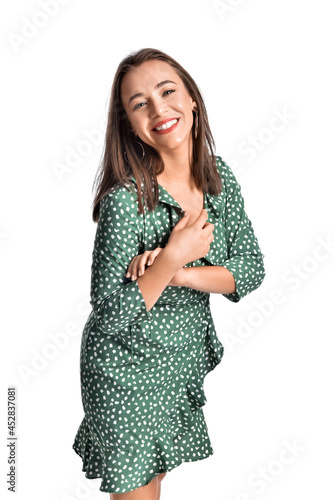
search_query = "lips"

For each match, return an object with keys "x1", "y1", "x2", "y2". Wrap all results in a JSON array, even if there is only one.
[
  {"x1": 152, "y1": 118, "x2": 180, "y2": 135},
  {"x1": 152, "y1": 117, "x2": 180, "y2": 131}
]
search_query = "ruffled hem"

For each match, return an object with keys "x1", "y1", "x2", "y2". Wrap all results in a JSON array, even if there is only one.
[
  {"x1": 72, "y1": 441, "x2": 213, "y2": 494},
  {"x1": 73, "y1": 400, "x2": 215, "y2": 494}
]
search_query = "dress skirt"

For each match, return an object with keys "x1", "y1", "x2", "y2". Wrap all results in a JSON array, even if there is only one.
[{"x1": 72, "y1": 293, "x2": 224, "y2": 494}]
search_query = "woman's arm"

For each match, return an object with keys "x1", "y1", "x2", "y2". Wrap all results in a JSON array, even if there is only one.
[
  {"x1": 90, "y1": 186, "x2": 183, "y2": 334},
  {"x1": 136, "y1": 248, "x2": 182, "y2": 311},
  {"x1": 212, "y1": 157, "x2": 266, "y2": 302},
  {"x1": 179, "y1": 265, "x2": 236, "y2": 294},
  {"x1": 166, "y1": 159, "x2": 266, "y2": 300},
  {"x1": 89, "y1": 189, "x2": 149, "y2": 335}
]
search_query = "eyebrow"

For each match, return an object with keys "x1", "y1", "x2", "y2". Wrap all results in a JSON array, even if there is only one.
[{"x1": 128, "y1": 80, "x2": 177, "y2": 106}]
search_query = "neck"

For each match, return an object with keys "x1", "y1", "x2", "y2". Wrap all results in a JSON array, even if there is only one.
[{"x1": 157, "y1": 140, "x2": 194, "y2": 186}]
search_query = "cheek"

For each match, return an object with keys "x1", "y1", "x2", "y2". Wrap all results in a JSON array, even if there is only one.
[
  {"x1": 176, "y1": 100, "x2": 194, "y2": 121},
  {"x1": 130, "y1": 116, "x2": 146, "y2": 135}
]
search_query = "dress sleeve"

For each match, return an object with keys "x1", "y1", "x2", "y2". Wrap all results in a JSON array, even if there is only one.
[
  {"x1": 89, "y1": 185, "x2": 153, "y2": 335},
  {"x1": 217, "y1": 157, "x2": 266, "y2": 303}
]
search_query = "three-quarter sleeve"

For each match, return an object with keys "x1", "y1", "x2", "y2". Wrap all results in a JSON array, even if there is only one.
[
  {"x1": 89, "y1": 185, "x2": 153, "y2": 335},
  {"x1": 217, "y1": 157, "x2": 266, "y2": 303}
]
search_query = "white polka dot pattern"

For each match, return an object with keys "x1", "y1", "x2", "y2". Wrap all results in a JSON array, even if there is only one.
[
  {"x1": 216, "y1": 158, "x2": 266, "y2": 302},
  {"x1": 72, "y1": 156, "x2": 266, "y2": 493}
]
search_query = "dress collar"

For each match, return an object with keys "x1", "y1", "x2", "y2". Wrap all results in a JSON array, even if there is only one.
[
  {"x1": 158, "y1": 183, "x2": 223, "y2": 219},
  {"x1": 130, "y1": 176, "x2": 223, "y2": 219}
]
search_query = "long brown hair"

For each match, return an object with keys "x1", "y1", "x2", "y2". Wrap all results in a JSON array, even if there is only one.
[{"x1": 91, "y1": 48, "x2": 222, "y2": 222}]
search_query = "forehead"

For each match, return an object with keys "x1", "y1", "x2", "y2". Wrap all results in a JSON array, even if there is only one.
[{"x1": 121, "y1": 60, "x2": 182, "y2": 98}]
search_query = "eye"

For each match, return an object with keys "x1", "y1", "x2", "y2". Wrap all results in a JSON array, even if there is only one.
[
  {"x1": 163, "y1": 89, "x2": 175, "y2": 96},
  {"x1": 133, "y1": 102, "x2": 145, "y2": 110},
  {"x1": 133, "y1": 89, "x2": 175, "y2": 110}
]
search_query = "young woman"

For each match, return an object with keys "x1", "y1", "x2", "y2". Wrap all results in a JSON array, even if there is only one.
[{"x1": 72, "y1": 48, "x2": 266, "y2": 499}]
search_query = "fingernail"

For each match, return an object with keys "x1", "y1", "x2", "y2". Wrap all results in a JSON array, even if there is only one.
[
  {"x1": 147, "y1": 260, "x2": 151, "y2": 266},
  {"x1": 126, "y1": 272, "x2": 130, "y2": 277},
  {"x1": 131, "y1": 274, "x2": 135, "y2": 280},
  {"x1": 138, "y1": 270, "x2": 141, "y2": 276},
  {"x1": 184, "y1": 211, "x2": 188, "y2": 216}
]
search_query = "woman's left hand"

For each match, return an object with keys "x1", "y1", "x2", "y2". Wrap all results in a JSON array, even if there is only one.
[{"x1": 126, "y1": 247, "x2": 186, "y2": 287}]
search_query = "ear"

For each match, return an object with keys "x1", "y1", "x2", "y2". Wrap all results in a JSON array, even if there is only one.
[{"x1": 192, "y1": 100, "x2": 198, "y2": 113}]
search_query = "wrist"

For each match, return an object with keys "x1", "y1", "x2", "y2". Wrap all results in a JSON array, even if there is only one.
[
  {"x1": 162, "y1": 245, "x2": 184, "y2": 273},
  {"x1": 180, "y1": 266, "x2": 192, "y2": 287}
]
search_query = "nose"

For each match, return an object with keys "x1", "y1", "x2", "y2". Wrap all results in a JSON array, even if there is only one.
[{"x1": 148, "y1": 95, "x2": 168, "y2": 118}]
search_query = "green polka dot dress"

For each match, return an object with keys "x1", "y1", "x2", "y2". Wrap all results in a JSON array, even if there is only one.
[{"x1": 72, "y1": 155, "x2": 266, "y2": 494}]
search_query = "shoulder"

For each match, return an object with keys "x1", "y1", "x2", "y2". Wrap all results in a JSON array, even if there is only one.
[
  {"x1": 100, "y1": 182, "x2": 142, "y2": 221},
  {"x1": 214, "y1": 155, "x2": 240, "y2": 193}
]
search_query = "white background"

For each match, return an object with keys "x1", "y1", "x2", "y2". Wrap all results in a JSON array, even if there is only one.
[{"x1": 1, "y1": 0, "x2": 332, "y2": 499}]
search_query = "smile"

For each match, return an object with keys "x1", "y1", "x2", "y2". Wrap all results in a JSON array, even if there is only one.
[{"x1": 152, "y1": 118, "x2": 180, "y2": 134}]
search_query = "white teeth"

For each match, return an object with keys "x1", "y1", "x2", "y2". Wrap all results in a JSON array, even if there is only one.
[{"x1": 155, "y1": 119, "x2": 178, "y2": 131}]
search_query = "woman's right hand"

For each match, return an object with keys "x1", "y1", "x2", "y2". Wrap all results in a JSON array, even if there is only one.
[{"x1": 166, "y1": 209, "x2": 214, "y2": 267}]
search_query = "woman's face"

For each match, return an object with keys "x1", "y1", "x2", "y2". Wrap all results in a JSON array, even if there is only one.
[{"x1": 120, "y1": 59, "x2": 197, "y2": 156}]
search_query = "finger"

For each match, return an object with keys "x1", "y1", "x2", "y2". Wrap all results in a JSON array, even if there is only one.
[
  {"x1": 202, "y1": 222, "x2": 215, "y2": 231},
  {"x1": 192, "y1": 208, "x2": 208, "y2": 227},
  {"x1": 134, "y1": 250, "x2": 155, "y2": 277},
  {"x1": 138, "y1": 252, "x2": 151, "y2": 276},
  {"x1": 127, "y1": 255, "x2": 140, "y2": 280},
  {"x1": 174, "y1": 211, "x2": 190, "y2": 230},
  {"x1": 147, "y1": 247, "x2": 162, "y2": 266},
  {"x1": 133, "y1": 254, "x2": 146, "y2": 279},
  {"x1": 138, "y1": 247, "x2": 163, "y2": 276},
  {"x1": 155, "y1": 246, "x2": 163, "y2": 257},
  {"x1": 126, "y1": 259, "x2": 134, "y2": 278},
  {"x1": 202, "y1": 224, "x2": 215, "y2": 240}
]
